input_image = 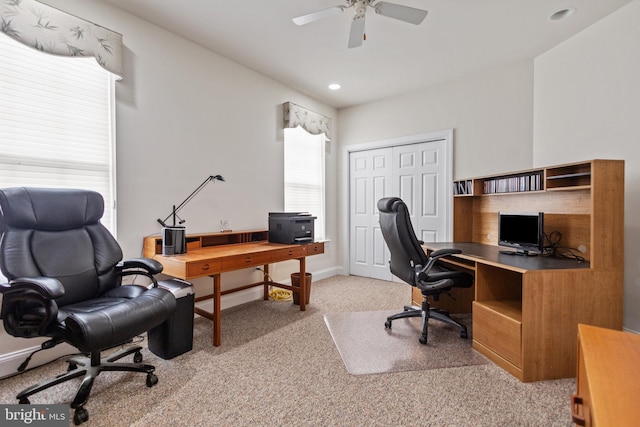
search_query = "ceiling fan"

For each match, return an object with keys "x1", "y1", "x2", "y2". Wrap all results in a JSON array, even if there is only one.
[{"x1": 293, "y1": 0, "x2": 428, "y2": 48}]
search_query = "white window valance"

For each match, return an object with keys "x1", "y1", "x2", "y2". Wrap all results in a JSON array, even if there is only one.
[
  {"x1": 283, "y1": 102, "x2": 331, "y2": 141},
  {"x1": 0, "y1": 0, "x2": 123, "y2": 79}
]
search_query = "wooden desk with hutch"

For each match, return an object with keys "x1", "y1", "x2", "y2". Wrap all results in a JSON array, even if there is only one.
[
  {"x1": 419, "y1": 159, "x2": 624, "y2": 382},
  {"x1": 143, "y1": 229, "x2": 324, "y2": 346}
]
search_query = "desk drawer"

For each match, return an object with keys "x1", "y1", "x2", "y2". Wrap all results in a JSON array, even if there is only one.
[
  {"x1": 270, "y1": 246, "x2": 304, "y2": 262},
  {"x1": 303, "y1": 242, "x2": 324, "y2": 255},
  {"x1": 221, "y1": 251, "x2": 273, "y2": 271},
  {"x1": 187, "y1": 259, "x2": 221, "y2": 277},
  {"x1": 473, "y1": 301, "x2": 522, "y2": 367}
]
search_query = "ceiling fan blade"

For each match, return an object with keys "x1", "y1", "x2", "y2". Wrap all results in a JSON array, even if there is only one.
[
  {"x1": 293, "y1": 6, "x2": 344, "y2": 26},
  {"x1": 348, "y1": 16, "x2": 365, "y2": 48},
  {"x1": 374, "y1": 2, "x2": 428, "y2": 25}
]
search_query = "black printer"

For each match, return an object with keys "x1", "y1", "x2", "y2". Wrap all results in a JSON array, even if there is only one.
[{"x1": 268, "y1": 212, "x2": 316, "y2": 244}]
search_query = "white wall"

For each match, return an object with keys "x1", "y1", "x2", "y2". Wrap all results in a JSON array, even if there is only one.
[
  {"x1": 533, "y1": 0, "x2": 640, "y2": 332},
  {"x1": 336, "y1": 60, "x2": 535, "y2": 265},
  {"x1": 338, "y1": 60, "x2": 535, "y2": 180},
  {"x1": 1, "y1": 0, "x2": 339, "y2": 376}
]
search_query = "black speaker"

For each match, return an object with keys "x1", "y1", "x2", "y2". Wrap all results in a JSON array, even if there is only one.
[{"x1": 162, "y1": 226, "x2": 186, "y2": 255}]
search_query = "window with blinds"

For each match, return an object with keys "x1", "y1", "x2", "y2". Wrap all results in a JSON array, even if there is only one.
[
  {"x1": 0, "y1": 34, "x2": 116, "y2": 233},
  {"x1": 284, "y1": 126, "x2": 325, "y2": 241}
]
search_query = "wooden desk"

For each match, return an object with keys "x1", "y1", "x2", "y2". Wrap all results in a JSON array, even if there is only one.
[
  {"x1": 443, "y1": 160, "x2": 624, "y2": 382},
  {"x1": 572, "y1": 324, "x2": 640, "y2": 426},
  {"x1": 424, "y1": 242, "x2": 618, "y2": 382},
  {"x1": 143, "y1": 230, "x2": 324, "y2": 346}
]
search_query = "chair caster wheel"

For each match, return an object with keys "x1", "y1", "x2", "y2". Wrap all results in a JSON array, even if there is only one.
[
  {"x1": 384, "y1": 320, "x2": 392, "y2": 329},
  {"x1": 133, "y1": 351, "x2": 143, "y2": 363},
  {"x1": 460, "y1": 330, "x2": 468, "y2": 339},
  {"x1": 18, "y1": 397, "x2": 30, "y2": 404},
  {"x1": 419, "y1": 336, "x2": 428, "y2": 345},
  {"x1": 146, "y1": 373, "x2": 158, "y2": 387},
  {"x1": 73, "y1": 407, "x2": 89, "y2": 425}
]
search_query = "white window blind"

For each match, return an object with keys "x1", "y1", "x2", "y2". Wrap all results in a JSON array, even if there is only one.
[
  {"x1": 0, "y1": 34, "x2": 116, "y2": 233},
  {"x1": 284, "y1": 126, "x2": 325, "y2": 241}
]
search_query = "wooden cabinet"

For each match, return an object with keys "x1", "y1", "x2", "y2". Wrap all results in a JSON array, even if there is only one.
[
  {"x1": 572, "y1": 324, "x2": 640, "y2": 426},
  {"x1": 433, "y1": 160, "x2": 624, "y2": 382}
]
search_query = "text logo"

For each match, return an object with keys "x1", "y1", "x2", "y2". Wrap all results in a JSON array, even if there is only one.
[{"x1": 1, "y1": 405, "x2": 68, "y2": 426}]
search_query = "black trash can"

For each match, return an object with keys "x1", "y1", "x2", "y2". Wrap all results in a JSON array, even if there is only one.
[{"x1": 148, "y1": 279, "x2": 194, "y2": 359}]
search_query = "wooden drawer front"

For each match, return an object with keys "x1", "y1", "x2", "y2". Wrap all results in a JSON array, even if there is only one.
[
  {"x1": 304, "y1": 242, "x2": 324, "y2": 255},
  {"x1": 186, "y1": 259, "x2": 221, "y2": 277},
  {"x1": 270, "y1": 246, "x2": 304, "y2": 262},
  {"x1": 473, "y1": 302, "x2": 522, "y2": 367},
  {"x1": 221, "y1": 251, "x2": 273, "y2": 271}
]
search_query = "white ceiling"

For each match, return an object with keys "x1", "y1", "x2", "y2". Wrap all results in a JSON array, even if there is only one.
[{"x1": 99, "y1": 0, "x2": 633, "y2": 109}]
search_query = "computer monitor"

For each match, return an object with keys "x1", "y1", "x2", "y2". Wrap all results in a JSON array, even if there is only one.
[{"x1": 498, "y1": 211, "x2": 544, "y2": 256}]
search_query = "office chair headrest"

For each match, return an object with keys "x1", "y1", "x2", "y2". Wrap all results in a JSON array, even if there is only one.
[
  {"x1": 0, "y1": 187, "x2": 104, "y2": 231},
  {"x1": 377, "y1": 197, "x2": 403, "y2": 213}
]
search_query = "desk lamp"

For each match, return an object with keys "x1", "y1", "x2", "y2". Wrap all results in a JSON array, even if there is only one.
[{"x1": 157, "y1": 175, "x2": 225, "y2": 255}]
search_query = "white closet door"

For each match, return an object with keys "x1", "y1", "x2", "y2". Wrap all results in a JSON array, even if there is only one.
[
  {"x1": 349, "y1": 147, "x2": 393, "y2": 280},
  {"x1": 348, "y1": 139, "x2": 449, "y2": 279},
  {"x1": 393, "y1": 140, "x2": 448, "y2": 245}
]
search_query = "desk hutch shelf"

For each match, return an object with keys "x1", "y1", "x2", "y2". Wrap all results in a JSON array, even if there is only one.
[
  {"x1": 425, "y1": 159, "x2": 624, "y2": 382},
  {"x1": 143, "y1": 229, "x2": 269, "y2": 258}
]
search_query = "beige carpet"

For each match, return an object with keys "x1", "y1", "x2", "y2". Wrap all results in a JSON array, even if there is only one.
[
  {"x1": 324, "y1": 310, "x2": 488, "y2": 375},
  {"x1": 0, "y1": 275, "x2": 576, "y2": 426}
]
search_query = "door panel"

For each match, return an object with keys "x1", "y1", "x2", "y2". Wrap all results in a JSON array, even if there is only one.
[
  {"x1": 393, "y1": 141, "x2": 447, "y2": 245},
  {"x1": 349, "y1": 139, "x2": 449, "y2": 279},
  {"x1": 349, "y1": 147, "x2": 393, "y2": 280}
]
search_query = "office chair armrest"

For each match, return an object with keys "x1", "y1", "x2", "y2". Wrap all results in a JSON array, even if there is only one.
[
  {"x1": 429, "y1": 248, "x2": 462, "y2": 259},
  {"x1": 117, "y1": 258, "x2": 163, "y2": 287},
  {"x1": 421, "y1": 248, "x2": 462, "y2": 273},
  {"x1": 0, "y1": 277, "x2": 62, "y2": 337},
  {"x1": 118, "y1": 258, "x2": 164, "y2": 275},
  {"x1": 416, "y1": 278, "x2": 453, "y2": 293},
  {"x1": 1, "y1": 277, "x2": 65, "y2": 299}
]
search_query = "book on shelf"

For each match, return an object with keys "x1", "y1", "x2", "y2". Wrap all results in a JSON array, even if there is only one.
[
  {"x1": 454, "y1": 180, "x2": 473, "y2": 195},
  {"x1": 483, "y1": 171, "x2": 543, "y2": 194}
]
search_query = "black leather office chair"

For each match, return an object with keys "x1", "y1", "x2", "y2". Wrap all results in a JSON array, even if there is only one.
[
  {"x1": 0, "y1": 187, "x2": 177, "y2": 425},
  {"x1": 377, "y1": 197, "x2": 473, "y2": 344}
]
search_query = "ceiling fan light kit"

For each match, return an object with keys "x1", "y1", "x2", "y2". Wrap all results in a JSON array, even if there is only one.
[{"x1": 293, "y1": 0, "x2": 428, "y2": 48}]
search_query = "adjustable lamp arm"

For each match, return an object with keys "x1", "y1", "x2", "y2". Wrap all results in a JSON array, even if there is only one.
[{"x1": 157, "y1": 175, "x2": 225, "y2": 227}]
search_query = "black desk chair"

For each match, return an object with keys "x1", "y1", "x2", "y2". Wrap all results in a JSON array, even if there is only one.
[
  {"x1": 377, "y1": 197, "x2": 473, "y2": 344},
  {"x1": 0, "y1": 187, "x2": 177, "y2": 425}
]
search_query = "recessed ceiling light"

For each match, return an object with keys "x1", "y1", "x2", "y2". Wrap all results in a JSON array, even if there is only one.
[
  {"x1": 549, "y1": 8, "x2": 576, "y2": 21},
  {"x1": 328, "y1": 83, "x2": 341, "y2": 90}
]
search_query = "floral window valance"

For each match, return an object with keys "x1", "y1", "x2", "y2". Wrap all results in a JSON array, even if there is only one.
[
  {"x1": 283, "y1": 102, "x2": 331, "y2": 140},
  {"x1": 0, "y1": 0, "x2": 123, "y2": 79}
]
